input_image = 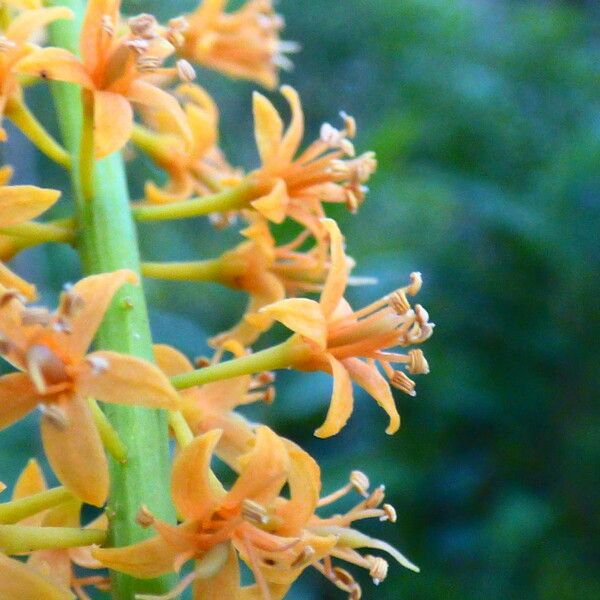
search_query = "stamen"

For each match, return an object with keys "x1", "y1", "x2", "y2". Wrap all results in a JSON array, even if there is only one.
[
  {"x1": 136, "y1": 55, "x2": 162, "y2": 72},
  {"x1": 101, "y1": 15, "x2": 115, "y2": 36},
  {"x1": 406, "y1": 272, "x2": 422, "y2": 296},
  {"x1": 0, "y1": 36, "x2": 16, "y2": 52},
  {"x1": 128, "y1": 13, "x2": 159, "y2": 39},
  {"x1": 363, "y1": 484, "x2": 385, "y2": 509},
  {"x1": 86, "y1": 355, "x2": 109, "y2": 375},
  {"x1": 58, "y1": 287, "x2": 85, "y2": 319},
  {"x1": 332, "y1": 567, "x2": 362, "y2": 599},
  {"x1": 349, "y1": 470, "x2": 370, "y2": 497},
  {"x1": 388, "y1": 289, "x2": 410, "y2": 315},
  {"x1": 290, "y1": 544, "x2": 316, "y2": 568},
  {"x1": 21, "y1": 307, "x2": 51, "y2": 326},
  {"x1": 407, "y1": 349, "x2": 429, "y2": 375},
  {"x1": 125, "y1": 38, "x2": 150, "y2": 54},
  {"x1": 380, "y1": 503, "x2": 397, "y2": 523},
  {"x1": 39, "y1": 403, "x2": 68, "y2": 429},
  {"x1": 241, "y1": 499, "x2": 269, "y2": 526},
  {"x1": 320, "y1": 123, "x2": 355, "y2": 156},
  {"x1": 340, "y1": 111, "x2": 356, "y2": 138},
  {"x1": 26, "y1": 344, "x2": 69, "y2": 394},
  {"x1": 176, "y1": 59, "x2": 196, "y2": 82},
  {"x1": 366, "y1": 555, "x2": 388, "y2": 584},
  {"x1": 390, "y1": 370, "x2": 416, "y2": 396},
  {"x1": 135, "y1": 504, "x2": 155, "y2": 528},
  {"x1": 0, "y1": 337, "x2": 13, "y2": 355},
  {"x1": 0, "y1": 289, "x2": 26, "y2": 307}
]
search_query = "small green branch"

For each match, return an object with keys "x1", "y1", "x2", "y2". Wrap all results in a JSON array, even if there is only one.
[
  {"x1": 0, "y1": 524, "x2": 105, "y2": 553},
  {"x1": 88, "y1": 398, "x2": 128, "y2": 464},
  {"x1": 132, "y1": 180, "x2": 255, "y2": 222},
  {"x1": 0, "y1": 220, "x2": 75, "y2": 245},
  {"x1": 168, "y1": 411, "x2": 194, "y2": 448},
  {"x1": 141, "y1": 258, "x2": 223, "y2": 282},
  {"x1": 0, "y1": 487, "x2": 73, "y2": 525},
  {"x1": 5, "y1": 96, "x2": 71, "y2": 170}
]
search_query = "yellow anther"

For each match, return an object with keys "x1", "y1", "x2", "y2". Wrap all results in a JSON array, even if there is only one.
[
  {"x1": 388, "y1": 289, "x2": 410, "y2": 315},
  {"x1": 390, "y1": 370, "x2": 416, "y2": 396},
  {"x1": 350, "y1": 470, "x2": 370, "y2": 497},
  {"x1": 407, "y1": 349, "x2": 429, "y2": 375},
  {"x1": 241, "y1": 499, "x2": 269, "y2": 526},
  {"x1": 366, "y1": 555, "x2": 389, "y2": 584},
  {"x1": 381, "y1": 503, "x2": 397, "y2": 523}
]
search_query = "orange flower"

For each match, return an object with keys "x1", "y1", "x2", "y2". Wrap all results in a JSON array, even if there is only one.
[
  {"x1": 0, "y1": 165, "x2": 61, "y2": 299},
  {"x1": 0, "y1": 270, "x2": 180, "y2": 506},
  {"x1": 17, "y1": 0, "x2": 191, "y2": 158},
  {"x1": 10, "y1": 459, "x2": 109, "y2": 598},
  {"x1": 173, "y1": 0, "x2": 296, "y2": 89},
  {"x1": 252, "y1": 219, "x2": 433, "y2": 437},
  {"x1": 248, "y1": 86, "x2": 376, "y2": 235},
  {"x1": 0, "y1": 5, "x2": 73, "y2": 138},
  {"x1": 138, "y1": 83, "x2": 242, "y2": 207}
]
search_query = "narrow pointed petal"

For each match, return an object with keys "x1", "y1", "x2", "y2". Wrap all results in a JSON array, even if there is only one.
[
  {"x1": 343, "y1": 357, "x2": 401, "y2": 434},
  {"x1": 171, "y1": 429, "x2": 226, "y2": 521},
  {"x1": 56, "y1": 269, "x2": 137, "y2": 358},
  {"x1": 258, "y1": 298, "x2": 327, "y2": 348},
  {"x1": 250, "y1": 178, "x2": 289, "y2": 223},
  {"x1": 76, "y1": 351, "x2": 180, "y2": 409},
  {"x1": 253, "y1": 91, "x2": 283, "y2": 165},
  {"x1": 279, "y1": 86, "x2": 304, "y2": 164},
  {"x1": 0, "y1": 186, "x2": 60, "y2": 227},
  {"x1": 13, "y1": 458, "x2": 47, "y2": 499},
  {"x1": 0, "y1": 554, "x2": 74, "y2": 600},
  {"x1": 16, "y1": 48, "x2": 93, "y2": 88},
  {"x1": 153, "y1": 344, "x2": 194, "y2": 375},
  {"x1": 314, "y1": 354, "x2": 354, "y2": 438},
  {"x1": 92, "y1": 535, "x2": 180, "y2": 578},
  {"x1": 80, "y1": 0, "x2": 120, "y2": 72},
  {"x1": 93, "y1": 90, "x2": 133, "y2": 159},
  {"x1": 41, "y1": 397, "x2": 109, "y2": 506},
  {"x1": 7, "y1": 7, "x2": 73, "y2": 45},
  {"x1": 0, "y1": 261, "x2": 36, "y2": 300},
  {"x1": 0, "y1": 372, "x2": 39, "y2": 431},
  {"x1": 224, "y1": 426, "x2": 289, "y2": 509},
  {"x1": 319, "y1": 218, "x2": 349, "y2": 318},
  {"x1": 193, "y1": 543, "x2": 241, "y2": 600}
]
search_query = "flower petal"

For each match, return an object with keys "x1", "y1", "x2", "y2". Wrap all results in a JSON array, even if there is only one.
[
  {"x1": 223, "y1": 426, "x2": 289, "y2": 509},
  {"x1": 171, "y1": 429, "x2": 226, "y2": 521},
  {"x1": 40, "y1": 397, "x2": 109, "y2": 506},
  {"x1": 250, "y1": 178, "x2": 289, "y2": 224},
  {"x1": 0, "y1": 554, "x2": 74, "y2": 600},
  {"x1": 27, "y1": 550, "x2": 72, "y2": 590},
  {"x1": 314, "y1": 354, "x2": 354, "y2": 438},
  {"x1": 0, "y1": 372, "x2": 39, "y2": 431},
  {"x1": 93, "y1": 90, "x2": 133, "y2": 159},
  {"x1": 319, "y1": 218, "x2": 349, "y2": 319},
  {"x1": 279, "y1": 86, "x2": 304, "y2": 164},
  {"x1": 13, "y1": 458, "x2": 47, "y2": 499},
  {"x1": 76, "y1": 351, "x2": 180, "y2": 409},
  {"x1": 252, "y1": 91, "x2": 283, "y2": 165},
  {"x1": 55, "y1": 269, "x2": 137, "y2": 358},
  {"x1": 80, "y1": 0, "x2": 120, "y2": 73},
  {"x1": 0, "y1": 185, "x2": 60, "y2": 227},
  {"x1": 7, "y1": 7, "x2": 73, "y2": 45},
  {"x1": 193, "y1": 542, "x2": 241, "y2": 600},
  {"x1": 16, "y1": 47, "x2": 93, "y2": 88},
  {"x1": 92, "y1": 534, "x2": 180, "y2": 578},
  {"x1": 0, "y1": 261, "x2": 36, "y2": 300},
  {"x1": 153, "y1": 344, "x2": 194, "y2": 376},
  {"x1": 258, "y1": 298, "x2": 327, "y2": 348},
  {"x1": 343, "y1": 357, "x2": 400, "y2": 434}
]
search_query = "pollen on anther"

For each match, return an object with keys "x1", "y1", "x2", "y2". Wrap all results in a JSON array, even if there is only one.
[
  {"x1": 86, "y1": 355, "x2": 109, "y2": 375},
  {"x1": 349, "y1": 470, "x2": 370, "y2": 497}
]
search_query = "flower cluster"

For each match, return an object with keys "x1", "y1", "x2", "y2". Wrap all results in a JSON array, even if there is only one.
[{"x1": 0, "y1": 0, "x2": 434, "y2": 599}]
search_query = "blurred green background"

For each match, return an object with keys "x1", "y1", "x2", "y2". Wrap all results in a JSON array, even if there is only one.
[{"x1": 1, "y1": 0, "x2": 599, "y2": 598}]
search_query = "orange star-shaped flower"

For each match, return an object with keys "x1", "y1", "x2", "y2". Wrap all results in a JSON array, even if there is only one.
[
  {"x1": 17, "y1": 0, "x2": 191, "y2": 158},
  {"x1": 0, "y1": 270, "x2": 180, "y2": 506},
  {"x1": 252, "y1": 219, "x2": 433, "y2": 437}
]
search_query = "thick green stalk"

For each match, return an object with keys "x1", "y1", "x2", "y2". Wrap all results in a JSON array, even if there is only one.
[{"x1": 47, "y1": 2, "x2": 176, "y2": 598}]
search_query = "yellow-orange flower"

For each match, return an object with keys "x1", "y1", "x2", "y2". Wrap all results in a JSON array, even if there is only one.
[
  {"x1": 0, "y1": 270, "x2": 180, "y2": 506},
  {"x1": 252, "y1": 219, "x2": 433, "y2": 437},
  {"x1": 138, "y1": 83, "x2": 242, "y2": 207},
  {"x1": 174, "y1": 0, "x2": 295, "y2": 89},
  {"x1": 17, "y1": 0, "x2": 191, "y2": 158},
  {"x1": 246, "y1": 86, "x2": 377, "y2": 236},
  {"x1": 0, "y1": 5, "x2": 73, "y2": 138},
  {"x1": 0, "y1": 165, "x2": 61, "y2": 299}
]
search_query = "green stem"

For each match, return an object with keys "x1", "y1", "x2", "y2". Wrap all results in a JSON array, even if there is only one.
[
  {"x1": 0, "y1": 221, "x2": 75, "y2": 244},
  {"x1": 0, "y1": 487, "x2": 73, "y2": 524},
  {"x1": 5, "y1": 96, "x2": 71, "y2": 170},
  {"x1": 88, "y1": 398, "x2": 128, "y2": 464},
  {"x1": 171, "y1": 338, "x2": 306, "y2": 390},
  {"x1": 132, "y1": 180, "x2": 256, "y2": 222},
  {"x1": 0, "y1": 524, "x2": 105, "y2": 553},
  {"x1": 141, "y1": 258, "x2": 223, "y2": 282},
  {"x1": 48, "y1": 2, "x2": 176, "y2": 598}
]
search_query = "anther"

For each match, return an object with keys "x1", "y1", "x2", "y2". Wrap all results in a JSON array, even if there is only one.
[
  {"x1": 39, "y1": 404, "x2": 68, "y2": 429},
  {"x1": 364, "y1": 484, "x2": 385, "y2": 508},
  {"x1": 388, "y1": 289, "x2": 410, "y2": 315},
  {"x1": 291, "y1": 544, "x2": 315, "y2": 568},
  {"x1": 128, "y1": 13, "x2": 159, "y2": 39},
  {"x1": 125, "y1": 38, "x2": 150, "y2": 54},
  {"x1": 407, "y1": 349, "x2": 429, "y2": 375},
  {"x1": 263, "y1": 386, "x2": 276, "y2": 404},
  {"x1": 406, "y1": 272, "x2": 422, "y2": 296},
  {"x1": 136, "y1": 55, "x2": 162, "y2": 72},
  {"x1": 340, "y1": 111, "x2": 356, "y2": 138},
  {"x1": 390, "y1": 370, "x2": 416, "y2": 396},
  {"x1": 0, "y1": 289, "x2": 26, "y2": 307},
  {"x1": 58, "y1": 288, "x2": 84, "y2": 319},
  {"x1": 176, "y1": 59, "x2": 196, "y2": 82},
  {"x1": 331, "y1": 567, "x2": 362, "y2": 599},
  {"x1": 168, "y1": 16, "x2": 189, "y2": 33},
  {"x1": 257, "y1": 371, "x2": 276, "y2": 385},
  {"x1": 0, "y1": 337, "x2": 12, "y2": 355},
  {"x1": 366, "y1": 555, "x2": 388, "y2": 585},
  {"x1": 0, "y1": 36, "x2": 16, "y2": 52},
  {"x1": 241, "y1": 499, "x2": 269, "y2": 526},
  {"x1": 350, "y1": 470, "x2": 370, "y2": 497},
  {"x1": 194, "y1": 356, "x2": 211, "y2": 368},
  {"x1": 135, "y1": 504, "x2": 155, "y2": 527},
  {"x1": 27, "y1": 344, "x2": 69, "y2": 394},
  {"x1": 380, "y1": 503, "x2": 397, "y2": 523},
  {"x1": 21, "y1": 307, "x2": 51, "y2": 326},
  {"x1": 101, "y1": 15, "x2": 115, "y2": 36},
  {"x1": 86, "y1": 355, "x2": 109, "y2": 375}
]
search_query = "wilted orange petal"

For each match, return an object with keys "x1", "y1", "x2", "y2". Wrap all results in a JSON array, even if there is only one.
[
  {"x1": 93, "y1": 534, "x2": 181, "y2": 578},
  {"x1": 6, "y1": 6, "x2": 73, "y2": 45},
  {"x1": 193, "y1": 543, "x2": 241, "y2": 600},
  {"x1": 0, "y1": 554, "x2": 74, "y2": 600},
  {"x1": 76, "y1": 351, "x2": 180, "y2": 409},
  {"x1": 250, "y1": 178, "x2": 289, "y2": 224},
  {"x1": 224, "y1": 426, "x2": 289, "y2": 509},
  {"x1": 16, "y1": 47, "x2": 94, "y2": 88},
  {"x1": 56, "y1": 269, "x2": 137, "y2": 358},
  {"x1": 314, "y1": 354, "x2": 354, "y2": 438},
  {"x1": 343, "y1": 357, "x2": 400, "y2": 434},
  {"x1": 40, "y1": 396, "x2": 109, "y2": 506},
  {"x1": 0, "y1": 186, "x2": 60, "y2": 227},
  {"x1": 319, "y1": 219, "x2": 349, "y2": 319},
  {"x1": 13, "y1": 458, "x2": 47, "y2": 500},
  {"x1": 93, "y1": 90, "x2": 134, "y2": 159},
  {"x1": 279, "y1": 86, "x2": 304, "y2": 164},
  {"x1": 252, "y1": 91, "x2": 283, "y2": 165},
  {"x1": 0, "y1": 372, "x2": 39, "y2": 430},
  {"x1": 172, "y1": 429, "x2": 226, "y2": 521},
  {"x1": 258, "y1": 298, "x2": 327, "y2": 348}
]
